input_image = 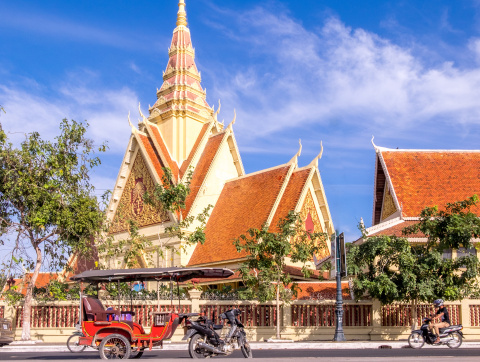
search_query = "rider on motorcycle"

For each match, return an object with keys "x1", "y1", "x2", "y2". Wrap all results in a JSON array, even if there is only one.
[{"x1": 430, "y1": 299, "x2": 450, "y2": 343}]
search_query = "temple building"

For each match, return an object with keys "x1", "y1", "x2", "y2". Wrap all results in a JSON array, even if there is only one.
[
  {"x1": 102, "y1": 0, "x2": 335, "y2": 283},
  {"x1": 357, "y1": 139, "x2": 480, "y2": 260}
]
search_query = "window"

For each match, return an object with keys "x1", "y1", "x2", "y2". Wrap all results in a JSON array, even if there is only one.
[
  {"x1": 442, "y1": 249, "x2": 452, "y2": 260},
  {"x1": 457, "y1": 247, "x2": 477, "y2": 258}
]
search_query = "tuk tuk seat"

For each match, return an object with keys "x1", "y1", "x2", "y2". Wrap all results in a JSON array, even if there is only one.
[
  {"x1": 82, "y1": 296, "x2": 119, "y2": 322},
  {"x1": 82, "y1": 296, "x2": 136, "y2": 331}
]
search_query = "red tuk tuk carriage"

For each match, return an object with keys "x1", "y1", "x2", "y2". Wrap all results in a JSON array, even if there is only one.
[{"x1": 70, "y1": 267, "x2": 234, "y2": 359}]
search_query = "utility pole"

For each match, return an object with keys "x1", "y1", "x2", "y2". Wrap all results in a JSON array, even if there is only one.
[{"x1": 333, "y1": 232, "x2": 346, "y2": 341}]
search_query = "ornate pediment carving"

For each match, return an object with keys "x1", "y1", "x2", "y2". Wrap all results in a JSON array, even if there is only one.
[
  {"x1": 298, "y1": 190, "x2": 329, "y2": 261},
  {"x1": 109, "y1": 152, "x2": 169, "y2": 234},
  {"x1": 381, "y1": 184, "x2": 397, "y2": 220}
]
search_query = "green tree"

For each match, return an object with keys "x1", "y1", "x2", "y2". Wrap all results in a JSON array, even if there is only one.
[
  {"x1": 234, "y1": 211, "x2": 328, "y2": 339},
  {"x1": 0, "y1": 119, "x2": 107, "y2": 340},
  {"x1": 144, "y1": 167, "x2": 212, "y2": 259},
  {"x1": 348, "y1": 196, "x2": 480, "y2": 328}
]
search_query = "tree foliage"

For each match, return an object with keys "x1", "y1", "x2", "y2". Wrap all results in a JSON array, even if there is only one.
[
  {"x1": 234, "y1": 211, "x2": 328, "y2": 338},
  {"x1": 0, "y1": 119, "x2": 107, "y2": 340},
  {"x1": 348, "y1": 195, "x2": 480, "y2": 305},
  {"x1": 144, "y1": 166, "x2": 212, "y2": 254}
]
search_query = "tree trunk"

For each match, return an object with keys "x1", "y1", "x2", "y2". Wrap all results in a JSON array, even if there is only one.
[
  {"x1": 276, "y1": 281, "x2": 280, "y2": 340},
  {"x1": 412, "y1": 299, "x2": 418, "y2": 331},
  {"x1": 21, "y1": 244, "x2": 42, "y2": 341}
]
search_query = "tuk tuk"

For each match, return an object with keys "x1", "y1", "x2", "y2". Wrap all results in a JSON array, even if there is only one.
[{"x1": 70, "y1": 267, "x2": 233, "y2": 359}]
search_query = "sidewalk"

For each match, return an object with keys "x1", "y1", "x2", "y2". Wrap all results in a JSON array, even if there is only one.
[{"x1": 2, "y1": 340, "x2": 480, "y2": 352}]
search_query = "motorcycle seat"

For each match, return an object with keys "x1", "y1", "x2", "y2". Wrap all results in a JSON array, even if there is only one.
[
  {"x1": 213, "y1": 324, "x2": 223, "y2": 330},
  {"x1": 440, "y1": 325, "x2": 461, "y2": 333}
]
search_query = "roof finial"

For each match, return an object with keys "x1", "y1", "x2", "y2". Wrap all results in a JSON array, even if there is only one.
[
  {"x1": 128, "y1": 111, "x2": 135, "y2": 131},
  {"x1": 177, "y1": 0, "x2": 188, "y2": 27},
  {"x1": 214, "y1": 99, "x2": 221, "y2": 121},
  {"x1": 138, "y1": 102, "x2": 147, "y2": 121},
  {"x1": 226, "y1": 109, "x2": 236, "y2": 131},
  {"x1": 288, "y1": 139, "x2": 302, "y2": 165},
  {"x1": 308, "y1": 141, "x2": 324, "y2": 168}
]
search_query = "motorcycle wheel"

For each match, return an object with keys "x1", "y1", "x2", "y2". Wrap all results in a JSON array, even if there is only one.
[
  {"x1": 188, "y1": 334, "x2": 210, "y2": 359},
  {"x1": 67, "y1": 334, "x2": 87, "y2": 353},
  {"x1": 447, "y1": 332, "x2": 462, "y2": 349},
  {"x1": 408, "y1": 332, "x2": 425, "y2": 349},
  {"x1": 99, "y1": 334, "x2": 131, "y2": 360},
  {"x1": 241, "y1": 344, "x2": 253, "y2": 358}
]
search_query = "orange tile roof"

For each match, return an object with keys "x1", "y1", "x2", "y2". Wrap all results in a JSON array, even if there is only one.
[
  {"x1": 269, "y1": 168, "x2": 311, "y2": 232},
  {"x1": 179, "y1": 123, "x2": 211, "y2": 179},
  {"x1": 283, "y1": 265, "x2": 329, "y2": 280},
  {"x1": 182, "y1": 133, "x2": 225, "y2": 219},
  {"x1": 295, "y1": 282, "x2": 351, "y2": 300},
  {"x1": 188, "y1": 166, "x2": 291, "y2": 266},
  {"x1": 138, "y1": 133, "x2": 165, "y2": 181},
  {"x1": 146, "y1": 123, "x2": 179, "y2": 181},
  {"x1": 367, "y1": 220, "x2": 423, "y2": 238},
  {"x1": 5, "y1": 273, "x2": 58, "y2": 295},
  {"x1": 381, "y1": 151, "x2": 480, "y2": 217}
]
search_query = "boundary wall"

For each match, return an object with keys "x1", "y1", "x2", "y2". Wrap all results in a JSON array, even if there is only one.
[{"x1": 2, "y1": 293, "x2": 480, "y2": 342}]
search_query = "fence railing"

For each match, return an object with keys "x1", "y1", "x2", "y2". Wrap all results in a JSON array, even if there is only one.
[
  {"x1": 292, "y1": 304, "x2": 371, "y2": 327},
  {"x1": 470, "y1": 305, "x2": 480, "y2": 326},
  {"x1": 200, "y1": 304, "x2": 278, "y2": 327},
  {"x1": 4, "y1": 299, "x2": 479, "y2": 331},
  {"x1": 381, "y1": 304, "x2": 460, "y2": 327}
]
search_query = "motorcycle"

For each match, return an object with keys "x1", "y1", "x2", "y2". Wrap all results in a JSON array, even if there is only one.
[
  {"x1": 408, "y1": 317, "x2": 463, "y2": 349},
  {"x1": 183, "y1": 308, "x2": 252, "y2": 359}
]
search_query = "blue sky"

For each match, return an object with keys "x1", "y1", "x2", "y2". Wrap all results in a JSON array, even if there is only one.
[{"x1": 1, "y1": 0, "x2": 480, "y2": 243}]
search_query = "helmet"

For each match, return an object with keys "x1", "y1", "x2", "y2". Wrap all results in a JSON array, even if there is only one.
[{"x1": 433, "y1": 299, "x2": 444, "y2": 307}]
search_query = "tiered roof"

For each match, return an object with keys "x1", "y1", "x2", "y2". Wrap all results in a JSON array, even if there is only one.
[
  {"x1": 149, "y1": 0, "x2": 212, "y2": 122},
  {"x1": 104, "y1": 1, "x2": 334, "y2": 273},
  {"x1": 188, "y1": 156, "x2": 334, "y2": 266}
]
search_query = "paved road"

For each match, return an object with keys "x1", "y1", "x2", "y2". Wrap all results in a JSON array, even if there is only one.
[{"x1": 1, "y1": 348, "x2": 480, "y2": 360}]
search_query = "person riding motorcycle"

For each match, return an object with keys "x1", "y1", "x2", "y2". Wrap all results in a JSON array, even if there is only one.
[{"x1": 430, "y1": 299, "x2": 450, "y2": 343}]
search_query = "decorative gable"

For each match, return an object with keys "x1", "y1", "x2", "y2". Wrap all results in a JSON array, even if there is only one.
[
  {"x1": 381, "y1": 183, "x2": 397, "y2": 221},
  {"x1": 109, "y1": 152, "x2": 169, "y2": 234},
  {"x1": 299, "y1": 190, "x2": 329, "y2": 262}
]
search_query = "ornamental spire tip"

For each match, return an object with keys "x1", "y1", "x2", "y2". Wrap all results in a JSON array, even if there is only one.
[{"x1": 177, "y1": 0, "x2": 188, "y2": 27}]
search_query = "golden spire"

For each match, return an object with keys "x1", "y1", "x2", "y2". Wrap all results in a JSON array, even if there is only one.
[{"x1": 176, "y1": 0, "x2": 188, "y2": 27}]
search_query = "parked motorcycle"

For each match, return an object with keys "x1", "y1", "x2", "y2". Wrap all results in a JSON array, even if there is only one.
[
  {"x1": 408, "y1": 317, "x2": 463, "y2": 349},
  {"x1": 183, "y1": 308, "x2": 252, "y2": 358}
]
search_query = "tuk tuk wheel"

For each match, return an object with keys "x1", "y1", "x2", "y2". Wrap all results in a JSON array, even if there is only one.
[
  {"x1": 130, "y1": 349, "x2": 144, "y2": 359},
  {"x1": 99, "y1": 334, "x2": 132, "y2": 360}
]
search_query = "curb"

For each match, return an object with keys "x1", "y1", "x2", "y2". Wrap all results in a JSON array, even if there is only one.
[{"x1": 2, "y1": 341, "x2": 480, "y2": 352}]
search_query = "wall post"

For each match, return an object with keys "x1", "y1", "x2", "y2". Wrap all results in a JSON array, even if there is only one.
[
  {"x1": 461, "y1": 301, "x2": 471, "y2": 328},
  {"x1": 188, "y1": 289, "x2": 202, "y2": 313},
  {"x1": 283, "y1": 303, "x2": 292, "y2": 327}
]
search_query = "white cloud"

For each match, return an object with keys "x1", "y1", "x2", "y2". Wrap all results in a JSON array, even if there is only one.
[
  {"x1": 469, "y1": 38, "x2": 480, "y2": 64},
  {"x1": 0, "y1": 78, "x2": 138, "y2": 153},
  {"x1": 208, "y1": 7, "x2": 480, "y2": 145}
]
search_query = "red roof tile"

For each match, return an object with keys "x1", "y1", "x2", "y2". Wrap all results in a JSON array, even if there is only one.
[
  {"x1": 182, "y1": 133, "x2": 225, "y2": 219},
  {"x1": 367, "y1": 220, "x2": 423, "y2": 237},
  {"x1": 180, "y1": 123, "x2": 211, "y2": 179},
  {"x1": 188, "y1": 166, "x2": 291, "y2": 266},
  {"x1": 138, "y1": 134, "x2": 165, "y2": 181},
  {"x1": 381, "y1": 151, "x2": 480, "y2": 217},
  {"x1": 5, "y1": 273, "x2": 58, "y2": 296},
  {"x1": 146, "y1": 123, "x2": 179, "y2": 181},
  {"x1": 269, "y1": 169, "x2": 311, "y2": 232},
  {"x1": 295, "y1": 282, "x2": 351, "y2": 300}
]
